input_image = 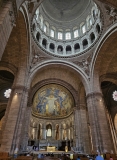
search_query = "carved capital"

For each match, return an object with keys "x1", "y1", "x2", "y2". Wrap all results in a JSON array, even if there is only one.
[{"x1": 86, "y1": 92, "x2": 103, "y2": 100}]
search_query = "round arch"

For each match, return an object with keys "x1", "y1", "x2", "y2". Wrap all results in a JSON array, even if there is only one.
[
  {"x1": 27, "y1": 60, "x2": 90, "y2": 93},
  {"x1": 90, "y1": 24, "x2": 117, "y2": 91}
]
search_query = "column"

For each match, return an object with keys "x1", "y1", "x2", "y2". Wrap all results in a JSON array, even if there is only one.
[
  {"x1": 80, "y1": 104, "x2": 91, "y2": 153},
  {"x1": 39, "y1": 37, "x2": 42, "y2": 45},
  {"x1": 86, "y1": 92, "x2": 114, "y2": 153},
  {"x1": 87, "y1": 37, "x2": 91, "y2": 46},
  {"x1": 42, "y1": 124, "x2": 46, "y2": 139},
  {"x1": 19, "y1": 106, "x2": 32, "y2": 151},
  {"x1": 46, "y1": 42, "x2": 49, "y2": 50},
  {"x1": 74, "y1": 107, "x2": 82, "y2": 149},
  {"x1": 0, "y1": 85, "x2": 29, "y2": 154},
  {"x1": 79, "y1": 41, "x2": 83, "y2": 51},
  {"x1": 59, "y1": 125, "x2": 62, "y2": 140},
  {"x1": 52, "y1": 124, "x2": 55, "y2": 139},
  {"x1": 55, "y1": 45, "x2": 58, "y2": 54}
]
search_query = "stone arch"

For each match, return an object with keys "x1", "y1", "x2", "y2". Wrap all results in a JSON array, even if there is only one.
[
  {"x1": 91, "y1": 24, "x2": 117, "y2": 92},
  {"x1": 0, "y1": 4, "x2": 31, "y2": 153},
  {"x1": 28, "y1": 61, "x2": 89, "y2": 93},
  {"x1": 28, "y1": 78, "x2": 78, "y2": 110}
]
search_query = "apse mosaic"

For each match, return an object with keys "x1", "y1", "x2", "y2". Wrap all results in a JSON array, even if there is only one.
[{"x1": 32, "y1": 84, "x2": 74, "y2": 118}]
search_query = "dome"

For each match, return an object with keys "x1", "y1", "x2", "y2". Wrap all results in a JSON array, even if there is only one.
[
  {"x1": 32, "y1": 0, "x2": 102, "y2": 57},
  {"x1": 41, "y1": 0, "x2": 91, "y2": 23},
  {"x1": 32, "y1": 84, "x2": 74, "y2": 119}
]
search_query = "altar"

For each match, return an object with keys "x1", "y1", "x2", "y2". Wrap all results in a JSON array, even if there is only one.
[{"x1": 47, "y1": 146, "x2": 56, "y2": 152}]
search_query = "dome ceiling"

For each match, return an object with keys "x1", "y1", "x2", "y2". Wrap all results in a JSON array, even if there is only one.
[
  {"x1": 32, "y1": 84, "x2": 74, "y2": 119},
  {"x1": 41, "y1": 0, "x2": 91, "y2": 23},
  {"x1": 32, "y1": 0, "x2": 101, "y2": 57}
]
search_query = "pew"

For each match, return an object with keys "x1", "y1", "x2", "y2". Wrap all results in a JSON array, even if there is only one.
[
  {"x1": 0, "y1": 152, "x2": 11, "y2": 160},
  {"x1": 15, "y1": 156, "x2": 33, "y2": 160}
]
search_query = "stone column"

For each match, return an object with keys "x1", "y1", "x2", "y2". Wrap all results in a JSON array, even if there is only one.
[
  {"x1": 86, "y1": 92, "x2": 114, "y2": 153},
  {"x1": 42, "y1": 124, "x2": 46, "y2": 140},
  {"x1": 70, "y1": 127, "x2": 73, "y2": 140},
  {"x1": 74, "y1": 107, "x2": 83, "y2": 149},
  {"x1": 59, "y1": 125, "x2": 62, "y2": 140},
  {"x1": 46, "y1": 42, "x2": 49, "y2": 50},
  {"x1": 55, "y1": 45, "x2": 58, "y2": 54},
  {"x1": 79, "y1": 41, "x2": 83, "y2": 51},
  {"x1": 0, "y1": 85, "x2": 29, "y2": 154},
  {"x1": 39, "y1": 37, "x2": 42, "y2": 45},
  {"x1": 52, "y1": 124, "x2": 55, "y2": 139},
  {"x1": 80, "y1": 104, "x2": 91, "y2": 153},
  {"x1": 19, "y1": 106, "x2": 32, "y2": 152}
]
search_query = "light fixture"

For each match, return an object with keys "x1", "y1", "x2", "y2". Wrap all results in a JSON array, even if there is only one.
[
  {"x1": 4, "y1": 89, "x2": 12, "y2": 98},
  {"x1": 112, "y1": 90, "x2": 117, "y2": 101}
]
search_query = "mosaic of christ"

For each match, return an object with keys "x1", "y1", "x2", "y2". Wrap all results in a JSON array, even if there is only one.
[{"x1": 32, "y1": 84, "x2": 74, "y2": 118}]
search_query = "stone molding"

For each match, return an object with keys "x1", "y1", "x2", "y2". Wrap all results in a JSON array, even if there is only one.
[
  {"x1": 0, "y1": 61, "x2": 17, "y2": 75},
  {"x1": 12, "y1": 85, "x2": 29, "y2": 93},
  {"x1": 86, "y1": 92, "x2": 103, "y2": 99}
]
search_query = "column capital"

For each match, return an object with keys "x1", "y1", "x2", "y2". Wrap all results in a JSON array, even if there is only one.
[
  {"x1": 12, "y1": 85, "x2": 29, "y2": 93},
  {"x1": 86, "y1": 92, "x2": 103, "y2": 99}
]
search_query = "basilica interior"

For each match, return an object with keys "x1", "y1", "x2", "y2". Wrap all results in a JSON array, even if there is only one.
[{"x1": 0, "y1": 0, "x2": 117, "y2": 156}]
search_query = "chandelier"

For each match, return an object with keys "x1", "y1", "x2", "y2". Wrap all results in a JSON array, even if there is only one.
[{"x1": 4, "y1": 89, "x2": 12, "y2": 98}]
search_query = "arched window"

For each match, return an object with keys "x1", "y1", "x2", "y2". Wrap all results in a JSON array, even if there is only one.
[
  {"x1": 58, "y1": 32, "x2": 63, "y2": 40},
  {"x1": 36, "y1": 32, "x2": 40, "y2": 41},
  {"x1": 74, "y1": 43, "x2": 80, "y2": 52},
  {"x1": 42, "y1": 39, "x2": 47, "y2": 48},
  {"x1": 49, "y1": 43, "x2": 55, "y2": 52},
  {"x1": 44, "y1": 25, "x2": 47, "y2": 33},
  {"x1": 93, "y1": 10, "x2": 96, "y2": 20},
  {"x1": 96, "y1": 24, "x2": 100, "y2": 33},
  {"x1": 33, "y1": 23, "x2": 36, "y2": 31},
  {"x1": 90, "y1": 32, "x2": 95, "y2": 43},
  {"x1": 74, "y1": 30, "x2": 79, "y2": 38},
  {"x1": 66, "y1": 32, "x2": 71, "y2": 40},
  {"x1": 57, "y1": 45, "x2": 63, "y2": 54},
  {"x1": 39, "y1": 15, "x2": 43, "y2": 28},
  {"x1": 82, "y1": 25, "x2": 86, "y2": 34},
  {"x1": 89, "y1": 18, "x2": 92, "y2": 26},
  {"x1": 36, "y1": 8, "x2": 39, "y2": 20},
  {"x1": 66, "y1": 45, "x2": 71, "y2": 54},
  {"x1": 46, "y1": 124, "x2": 52, "y2": 137},
  {"x1": 83, "y1": 39, "x2": 88, "y2": 49},
  {"x1": 50, "y1": 29, "x2": 54, "y2": 38}
]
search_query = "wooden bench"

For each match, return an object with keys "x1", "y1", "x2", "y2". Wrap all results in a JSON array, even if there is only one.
[
  {"x1": 15, "y1": 156, "x2": 33, "y2": 160},
  {"x1": 0, "y1": 152, "x2": 12, "y2": 160}
]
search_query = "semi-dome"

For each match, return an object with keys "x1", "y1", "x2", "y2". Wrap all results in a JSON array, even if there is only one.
[
  {"x1": 32, "y1": 84, "x2": 74, "y2": 119},
  {"x1": 32, "y1": 0, "x2": 102, "y2": 57}
]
